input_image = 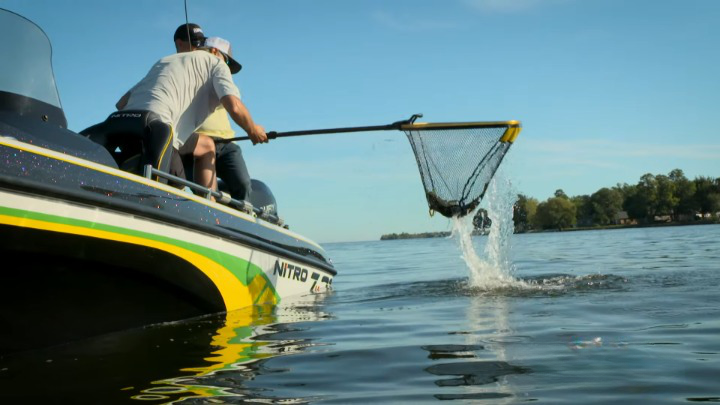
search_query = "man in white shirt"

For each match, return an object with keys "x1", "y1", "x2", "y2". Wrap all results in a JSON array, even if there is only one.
[
  {"x1": 173, "y1": 23, "x2": 255, "y2": 202},
  {"x1": 116, "y1": 36, "x2": 267, "y2": 194}
]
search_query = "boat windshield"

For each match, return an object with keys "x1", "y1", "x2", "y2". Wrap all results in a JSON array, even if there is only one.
[{"x1": 0, "y1": 8, "x2": 62, "y2": 108}]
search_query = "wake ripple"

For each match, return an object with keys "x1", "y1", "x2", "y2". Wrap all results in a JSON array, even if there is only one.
[{"x1": 344, "y1": 273, "x2": 630, "y2": 304}]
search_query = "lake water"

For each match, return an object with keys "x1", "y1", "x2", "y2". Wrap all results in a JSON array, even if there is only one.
[{"x1": 1, "y1": 223, "x2": 719, "y2": 404}]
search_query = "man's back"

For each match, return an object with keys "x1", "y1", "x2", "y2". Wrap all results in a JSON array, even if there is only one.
[{"x1": 124, "y1": 51, "x2": 239, "y2": 148}]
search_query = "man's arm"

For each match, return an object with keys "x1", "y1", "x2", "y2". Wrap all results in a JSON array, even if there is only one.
[
  {"x1": 116, "y1": 91, "x2": 131, "y2": 110},
  {"x1": 220, "y1": 95, "x2": 268, "y2": 144}
]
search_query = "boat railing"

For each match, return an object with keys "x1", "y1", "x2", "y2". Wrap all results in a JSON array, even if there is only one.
[{"x1": 142, "y1": 164, "x2": 285, "y2": 228}]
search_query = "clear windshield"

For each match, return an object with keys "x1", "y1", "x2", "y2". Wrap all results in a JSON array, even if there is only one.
[{"x1": 0, "y1": 8, "x2": 62, "y2": 108}]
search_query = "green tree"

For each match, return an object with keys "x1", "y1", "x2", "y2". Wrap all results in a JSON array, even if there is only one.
[
  {"x1": 615, "y1": 183, "x2": 640, "y2": 221},
  {"x1": 571, "y1": 195, "x2": 593, "y2": 226},
  {"x1": 633, "y1": 173, "x2": 659, "y2": 220},
  {"x1": 655, "y1": 174, "x2": 678, "y2": 216},
  {"x1": 590, "y1": 187, "x2": 624, "y2": 225},
  {"x1": 614, "y1": 182, "x2": 634, "y2": 199},
  {"x1": 668, "y1": 169, "x2": 696, "y2": 219},
  {"x1": 623, "y1": 194, "x2": 643, "y2": 222},
  {"x1": 707, "y1": 193, "x2": 720, "y2": 216},
  {"x1": 554, "y1": 189, "x2": 569, "y2": 199},
  {"x1": 694, "y1": 176, "x2": 720, "y2": 214},
  {"x1": 513, "y1": 194, "x2": 538, "y2": 232},
  {"x1": 533, "y1": 197, "x2": 577, "y2": 230}
]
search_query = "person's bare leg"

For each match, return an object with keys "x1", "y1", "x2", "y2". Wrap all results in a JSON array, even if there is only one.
[{"x1": 193, "y1": 134, "x2": 218, "y2": 194}]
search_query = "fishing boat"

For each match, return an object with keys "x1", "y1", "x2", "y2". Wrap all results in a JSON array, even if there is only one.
[{"x1": 0, "y1": 8, "x2": 335, "y2": 355}]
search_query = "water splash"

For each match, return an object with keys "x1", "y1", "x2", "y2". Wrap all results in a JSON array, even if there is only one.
[
  {"x1": 450, "y1": 174, "x2": 527, "y2": 290},
  {"x1": 448, "y1": 170, "x2": 621, "y2": 293}
]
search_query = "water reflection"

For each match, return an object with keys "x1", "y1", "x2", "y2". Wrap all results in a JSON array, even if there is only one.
[
  {"x1": 0, "y1": 293, "x2": 329, "y2": 403},
  {"x1": 130, "y1": 294, "x2": 330, "y2": 403},
  {"x1": 423, "y1": 290, "x2": 531, "y2": 401},
  {"x1": 424, "y1": 175, "x2": 531, "y2": 399}
]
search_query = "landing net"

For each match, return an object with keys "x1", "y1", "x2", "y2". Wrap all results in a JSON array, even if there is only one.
[{"x1": 403, "y1": 121, "x2": 521, "y2": 218}]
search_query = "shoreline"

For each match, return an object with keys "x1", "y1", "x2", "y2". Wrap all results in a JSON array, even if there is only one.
[{"x1": 380, "y1": 220, "x2": 718, "y2": 240}]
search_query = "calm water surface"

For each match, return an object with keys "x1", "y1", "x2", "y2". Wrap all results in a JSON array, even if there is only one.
[{"x1": 1, "y1": 224, "x2": 719, "y2": 404}]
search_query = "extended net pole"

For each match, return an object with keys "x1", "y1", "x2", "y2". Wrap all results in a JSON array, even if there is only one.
[
  {"x1": 215, "y1": 114, "x2": 522, "y2": 219},
  {"x1": 215, "y1": 114, "x2": 423, "y2": 143}
]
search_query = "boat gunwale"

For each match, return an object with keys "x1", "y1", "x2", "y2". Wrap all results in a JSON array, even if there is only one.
[{"x1": 0, "y1": 139, "x2": 336, "y2": 276}]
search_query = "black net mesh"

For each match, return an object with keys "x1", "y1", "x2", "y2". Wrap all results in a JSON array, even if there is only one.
[{"x1": 404, "y1": 124, "x2": 515, "y2": 218}]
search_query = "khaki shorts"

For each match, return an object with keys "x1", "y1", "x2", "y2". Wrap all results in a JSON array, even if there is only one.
[
  {"x1": 169, "y1": 148, "x2": 185, "y2": 180},
  {"x1": 178, "y1": 133, "x2": 200, "y2": 156}
]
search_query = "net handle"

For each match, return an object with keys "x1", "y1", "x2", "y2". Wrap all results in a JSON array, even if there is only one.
[{"x1": 214, "y1": 114, "x2": 423, "y2": 143}]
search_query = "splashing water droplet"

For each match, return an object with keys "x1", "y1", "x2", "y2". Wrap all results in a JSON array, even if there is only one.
[{"x1": 450, "y1": 173, "x2": 527, "y2": 290}]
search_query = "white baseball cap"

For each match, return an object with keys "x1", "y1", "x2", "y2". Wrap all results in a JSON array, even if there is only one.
[{"x1": 204, "y1": 37, "x2": 242, "y2": 74}]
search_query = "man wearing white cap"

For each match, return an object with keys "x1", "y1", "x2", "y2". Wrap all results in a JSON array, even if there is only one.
[
  {"x1": 171, "y1": 23, "x2": 254, "y2": 201},
  {"x1": 115, "y1": 35, "x2": 267, "y2": 195}
]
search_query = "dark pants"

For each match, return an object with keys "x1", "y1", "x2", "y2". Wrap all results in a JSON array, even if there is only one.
[
  {"x1": 81, "y1": 110, "x2": 184, "y2": 182},
  {"x1": 182, "y1": 140, "x2": 252, "y2": 201},
  {"x1": 216, "y1": 141, "x2": 252, "y2": 201}
]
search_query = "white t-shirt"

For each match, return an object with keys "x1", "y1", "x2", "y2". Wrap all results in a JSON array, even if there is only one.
[{"x1": 123, "y1": 50, "x2": 241, "y2": 148}]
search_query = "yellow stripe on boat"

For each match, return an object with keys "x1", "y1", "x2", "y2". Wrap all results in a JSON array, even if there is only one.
[{"x1": 0, "y1": 213, "x2": 253, "y2": 311}]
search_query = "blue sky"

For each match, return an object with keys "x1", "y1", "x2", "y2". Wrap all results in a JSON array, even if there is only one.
[{"x1": 4, "y1": 0, "x2": 719, "y2": 243}]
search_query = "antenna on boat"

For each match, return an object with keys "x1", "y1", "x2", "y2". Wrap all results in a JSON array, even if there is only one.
[{"x1": 184, "y1": 0, "x2": 191, "y2": 44}]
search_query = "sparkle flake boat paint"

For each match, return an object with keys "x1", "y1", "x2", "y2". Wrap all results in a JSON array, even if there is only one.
[{"x1": 0, "y1": 8, "x2": 334, "y2": 354}]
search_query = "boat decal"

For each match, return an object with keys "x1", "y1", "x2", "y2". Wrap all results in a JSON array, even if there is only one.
[
  {"x1": 273, "y1": 259, "x2": 332, "y2": 293},
  {"x1": 0, "y1": 205, "x2": 281, "y2": 311}
]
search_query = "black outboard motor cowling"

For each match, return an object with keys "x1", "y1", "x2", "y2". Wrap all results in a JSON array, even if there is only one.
[{"x1": 249, "y1": 179, "x2": 277, "y2": 216}]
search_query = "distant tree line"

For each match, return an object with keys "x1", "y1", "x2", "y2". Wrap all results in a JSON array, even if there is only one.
[
  {"x1": 514, "y1": 169, "x2": 720, "y2": 232},
  {"x1": 380, "y1": 231, "x2": 451, "y2": 240},
  {"x1": 380, "y1": 209, "x2": 492, "y2": 240}
]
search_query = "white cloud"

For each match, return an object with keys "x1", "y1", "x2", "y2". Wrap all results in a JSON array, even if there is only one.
[
  {"x1": 371, "y1": 10, "x2": 459, "y2": 32},
  {"x1": 463, "y1": 0, "x2": 564, "y2": 13}
]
